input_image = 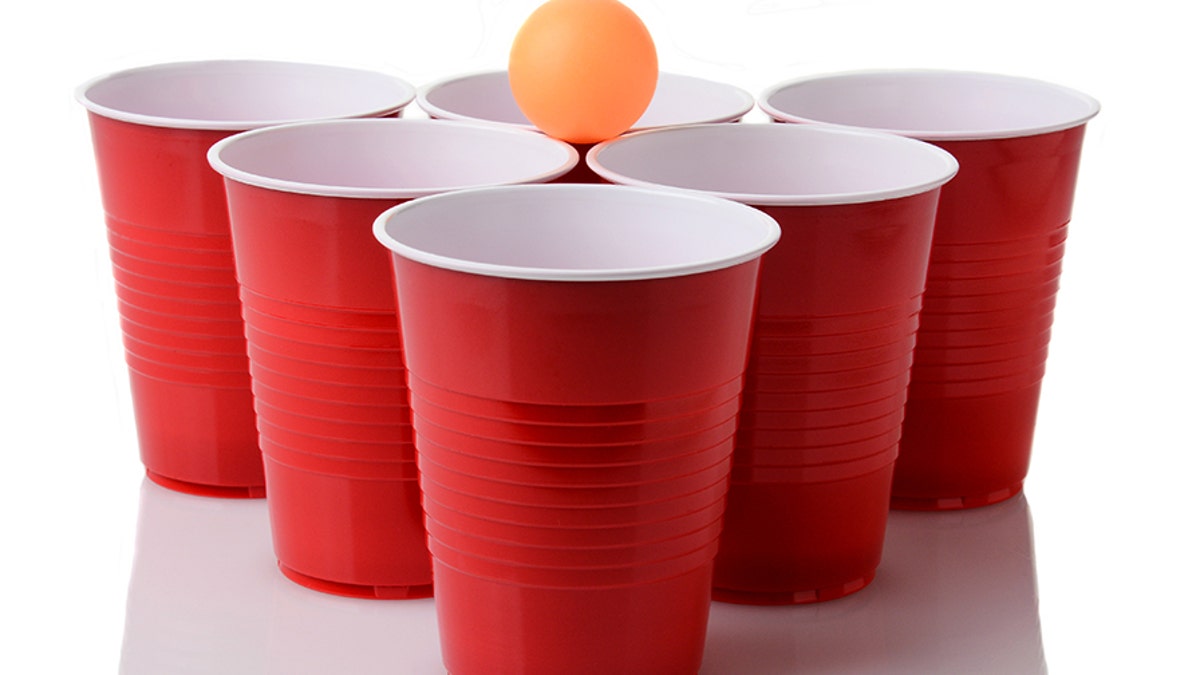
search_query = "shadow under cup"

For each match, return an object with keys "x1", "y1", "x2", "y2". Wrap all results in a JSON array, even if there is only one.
[
  {"x1": 76, "y1": 60, "x2": 417, "y2": 497},
  {"x1": 761, "y1": 70, "x2": 1100, "y2": 510},
  {"x1": 208, "y1": 119, "x2": 577, "y2": 598},
  {"x1": 588, "y1": 123, "x2": 959, "y2": 604},
  {"x1": 374, "y1": 184, "x2": 779, "y2": 675}
]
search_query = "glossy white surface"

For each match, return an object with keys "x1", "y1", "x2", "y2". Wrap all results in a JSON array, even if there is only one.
[
  {"x1": 119, "y1": 479, "x2": 1045, "y2": 674},
  {"x1": 6, "y1": 1, "x2": 1196, "y2": 673}
]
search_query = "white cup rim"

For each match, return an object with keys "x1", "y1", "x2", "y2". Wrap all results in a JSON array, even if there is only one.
[
  {"x1": 759, "y1": 69, "x2": 1100, "y2": 141},
  {"x1": 207, "y1": 118, "x2": 578, "y2": 199},
  {"x1": 587, "y1": 123, "x2": 959, "y2": 206},
  {"x1": 75, "y1": 59, "x2": 416, "y2": 131},
  {"x1": 416, "y1": 69, "x2": 755, "y2": 134},
  {"x1": 373, "y1": 183, "x2": 781, "y2": 282}
]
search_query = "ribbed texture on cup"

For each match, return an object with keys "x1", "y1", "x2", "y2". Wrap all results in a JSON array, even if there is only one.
[
  {"x1": 893, "y1": 126, "x2": 1089, "y2": 509},
  {"x1": 732, "y1": 296, "x2": 919, "y2": 480},
  {"x1": 236, "y1": 283, "x2": 430, "y2": 591},
  {"x1": 409, "y1": 375, "x2": 739, "y2": 588},
  {"x1": 103, "y1": 209, "x2": 262, "y2": 493},
  {"x1": 108, "y1": 215, "x2": 250, "y2": 386},
  {"x1": 907, "y1": 223, "x2": 1068, "y2": 399}
]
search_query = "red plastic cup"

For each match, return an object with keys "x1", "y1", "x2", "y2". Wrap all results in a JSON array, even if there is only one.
[
  {"x1": 261, "y1": 454, "x2": 429, "y2": 599},
  {"x1": 252, "y1": 399, "x2": 412, "y2": 445},
  {"x1": 413, "y1": 411, "x2": 741, "y2": 470},
  {"x1": 411, "y1": 395, "x2": 741, "y2": 447},
  {"x1": 250, "y1": 379, "x2": 407, "y2": 426},
  {"x1": 243, "y1": 324, "x2": 402, "y2": 369},
  {"x1": 734, "y1": 427, "x2": 902, "y2": 467},
  {"x1": 913, "y1": 311, "x2": 1057, "y2": 348},
  {"x1": 418, "y1": 467, "x2": 735, "y2": 531},
  {"x1": 729, "y1": 443, "x2": 899, "y2": 484},
  {"x1": 374, "y1": 183, "x2": 779, "y2": 674},
  {"x1": 762, "y1": 70, "x2": 1099, "y2": 509},
  {"x1": 207, "y1": 118, "x2": 577, "y2": 597},
  {"x1": 408, "y1": 370, "x2": 746, "y2": 425},
  {"x1": 432, "y1": 559, "x2": 714, "y2": 675},
  {"x1": 417, "y1": 70, "x2": 754, "y2": 183},
  {"x1": 425, "y1": 511, "x2": 725, "y2": 569},
  {"x1": 77, "y1": 60, "x2": 417, "y2": 497},
  {"x1": 588, "y1": 122, "x2": 957, "y2": 603},
  {"x1": 244, "y1": 342, "x2": 406, "y2": 388},
  {"x1": 910, "y1": 335, "x2": 1053, "y2": 368},
  {"x1": 925, "y1": 243, "x2": 1067, "y2": 280},
  {"x1": 415, "y1": 448, "x2": 733, "y2": 508},
  {"x1": 421, "y1": 494, "x2": 728, "y2": 549},
  {"x1": 918, "y1": 279, "x2": 1061, "y2": 317},
  {"x1": 255, "y1": 419, "x2": 413, "y2": 464},
  {"x1": 260, "y1": 430, "x2": 426, "y2": 598},
  {"x1": 238, "y1": 297, "x2": 402, "y2": 349},
  {"x1": 412, "y1": 433, "x2": 735, "y2": 490},
  {"x1": 714, "y1": 463, "x2": 895, "y2": 605}
]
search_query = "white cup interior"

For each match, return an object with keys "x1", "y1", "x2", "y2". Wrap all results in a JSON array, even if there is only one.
[
  {"x1": 417, "y1": 71, "x2": 753, "y2": 133},
  {"x1": 588, "y1": 123, "x2": 958, "y2": 206},
  {"x1": 760, "y1": 70, "x2": 1100, "y2": 141},
  {"x1": 207, "y1": 119, "x2": 577, "y2": 199},
  {"x1": 76, "y1": 60, "x2": 416, "y2": 130},
  {"x1": 374, "y1": 184, "x2": 781, "y2": 281}
]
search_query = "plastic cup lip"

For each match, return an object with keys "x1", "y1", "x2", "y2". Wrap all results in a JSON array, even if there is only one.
[
  {"x1": 759, "y1": 69, "x2": 1100, "y2": 141},
  {"x1": 207, "y1": 118, "x2": 578, "y2": 199},
  {"x1": 374, "y1": 183, "x2": 781, "y2": 282},
  {"x1": 75, "y1": 59, "x2": 416, "y2": 131},
  {"x1": 586, "y1": 122, "x2": 959, "y2": 206},
  {"x1": 416, "y1": 69, "x2": 755, "y2": 132}
]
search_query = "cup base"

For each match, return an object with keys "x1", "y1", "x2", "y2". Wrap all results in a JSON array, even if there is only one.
[
  {"x1": 712, "y1": 569, "x2": 874, "y2": 606},
  {"x1": 145, "y1": 469, "x2": 265, "y2": 499},
  {"x1": 890, "y1": 481, "x2": 1024, "y2": 511},
  {"x1": 278, "y1": 563, "x2": 434, "y2": 600}
]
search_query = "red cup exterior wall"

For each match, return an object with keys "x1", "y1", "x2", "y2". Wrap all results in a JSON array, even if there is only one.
[
  {"x1": 753, "y1": 196, "x2": 939, "y2": 316},
  {"x1": 713, "y1": 462, "x2": 895, "y2": 605},
  {"x1": 262, "y1": 454, "x2": 431, "y2": 599},
  {"x1": 434, "y1": 561, "x2": 714, "y2": 675},
  {"x1": 86, "y1": 114, "x2": 263, "y2": 496},
  {"x1": 925, "y1": 129, "x2": 1086, "y2": 245},
  {"x1": 220, "y1": 176, "x2": 430, "y2": 596},
  {"x1": 892, "y1": 382, "x2": 1043, "y2": 510},
  {"x1": 893, "y1": 127, "x2": 1090, "y2": 509},
  {"x1": 394, "y1": 260, "x2": 763, "y2": 406},
  {"x1": 87, "y1": 117, "x2": 235, "y2": 237},
  {"x1": 224, "y1": 184, "x2": 402, "y2": 311},
  {"x1": 127, "y1": 371, "x2": 263, "y2": 497},
  {"x1": 715, "y1": 191, "x2": 940, "y2": 604}
]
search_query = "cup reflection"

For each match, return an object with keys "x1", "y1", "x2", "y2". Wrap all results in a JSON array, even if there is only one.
[
  {"x1": 702, "y1": 494, "x2": 1046, "y2": 674},
  {"x1": 118, "y1": 479, "x2": 440, "y2": 675},
  {"x1": 119, "y1": 478, "x2": 1043, "y2": 673}
]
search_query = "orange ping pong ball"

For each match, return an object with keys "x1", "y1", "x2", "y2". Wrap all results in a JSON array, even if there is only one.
[{"x1": 509, "y1": 0, "x2": 658, "y2": 144}]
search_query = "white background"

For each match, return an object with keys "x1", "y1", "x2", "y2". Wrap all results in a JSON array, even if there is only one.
[{"x1": 4, "y1": 0, "x2": 1198, "y2": 672}]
